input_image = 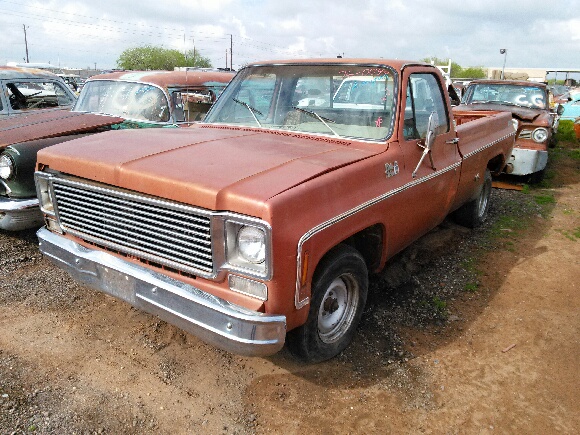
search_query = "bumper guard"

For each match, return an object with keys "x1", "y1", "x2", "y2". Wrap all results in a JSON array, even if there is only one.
[
  {"x1": 0, "y1": 197, "x2": 43, "y2": 231},
  {"x1": 37, "y1": 228, "x2": 286, "y2": 356}
]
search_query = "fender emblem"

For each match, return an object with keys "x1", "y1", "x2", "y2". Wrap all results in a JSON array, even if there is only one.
[{"x1": 385, "y1": 161, "x2": 399, "y2": 178}]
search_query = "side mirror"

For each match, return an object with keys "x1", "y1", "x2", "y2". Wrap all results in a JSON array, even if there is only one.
[
  {"x1": 425, "y1": 111, "x2": 440, "y2": 148},
  {"x1": 412, "y1": 111, "x2": 439, "y2": 178},
  {"x1": 556, "y1": 104, "x2": 565, "y2": 116}
]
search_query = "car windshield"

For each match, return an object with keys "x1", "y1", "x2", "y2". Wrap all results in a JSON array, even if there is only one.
[
  {"x1": 204, "y1": 64, "x2": 397, "y2": 141},
  {"x1": 465, "y1": 83, "x2": 547, "y2": 109},
  {"x1": 74, "y1": 80, "x2": 170, "y2": 122},
  {"x1": 6, "y1": 80, "x2": 76, "y2": 111}
]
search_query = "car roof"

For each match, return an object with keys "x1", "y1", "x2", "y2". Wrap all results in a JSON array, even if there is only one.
[
  {"x1": 0, "y1": 66, "x2": 64, "y2": 81},
  {"x1": 246, "y1": 58, "x2": 429, "y2": 70},
  {"x1": 86, "y1": 70, "x2": 235, "y2": 89},
  {"x1": 467, "y1": 79, "x2": 547, "y2": 89}
]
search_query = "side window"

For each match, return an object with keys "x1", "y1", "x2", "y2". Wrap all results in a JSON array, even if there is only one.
[{"x1": 403, "y1": 73, "x2": 449, "y2": 140}]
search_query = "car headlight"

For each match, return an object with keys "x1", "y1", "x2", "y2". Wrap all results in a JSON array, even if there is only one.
[
  {"x1": 225, "y1": 219, "x2": 271, "y2": 279},
  {"x1": 511, "y1": 118, "x2": 519, "y2": 132},
  {"x1": 237, "y1": 226, "x2": 266, "y2": 264},
  {"x1": 0, "y1": 154, "x2": 15, "y2": 180},
  {"x1": 532, "y1": 127, "x2": 548, "y2": 143}
]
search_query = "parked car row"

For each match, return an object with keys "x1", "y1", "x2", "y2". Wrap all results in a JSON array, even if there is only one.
[{"x1": 0, "y1": 67, "x2": 234, "y2": 231}]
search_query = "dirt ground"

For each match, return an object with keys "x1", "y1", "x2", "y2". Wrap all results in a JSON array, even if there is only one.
[{"x1": 1, "y1": 144, "x2": 578, "y2": 434}]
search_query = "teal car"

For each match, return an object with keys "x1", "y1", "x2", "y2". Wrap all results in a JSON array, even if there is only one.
[
  {"x1": 560, "y1": 93, "x2": 580, "y2": 121},
  {"x1": 0, "y1": 69, "x2": 234, "y2": 231}
]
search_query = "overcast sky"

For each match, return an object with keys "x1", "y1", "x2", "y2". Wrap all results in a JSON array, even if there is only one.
[{"x1": 1, "y1": 0, "x2": 578, "y2": 73}]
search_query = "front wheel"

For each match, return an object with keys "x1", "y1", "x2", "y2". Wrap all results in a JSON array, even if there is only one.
[
  {"x1": 286, "y1": 244, "x2": 368, "y2": 363},
  {"x1": 453, "y1": 169, "x2": 492, "y2": 228}
]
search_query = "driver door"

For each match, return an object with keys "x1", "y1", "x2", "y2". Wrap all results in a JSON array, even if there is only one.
[{"x1": 393, "y1": 69, "x2": 462, "y2": 248}]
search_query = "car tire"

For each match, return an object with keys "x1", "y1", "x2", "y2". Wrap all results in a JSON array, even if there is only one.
[
  {"x1": 453, "y1": 169, "x2": 492, "y2": 228},
  {"x1": 286, "y1": 244, "x2": 368, "y2": 363}
]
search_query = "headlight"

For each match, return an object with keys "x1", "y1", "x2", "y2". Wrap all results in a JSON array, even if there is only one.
[
  {"x1": 0, "y1": 154, "x2": 15, "y2": 180},
  {"x1": 237, "y1": 226, "x2": 266, "y2": 264},
  {"x1": 511, "y1": 118, "x2": 519, "y2": 132},
  {"x1": 532, "y1": 127, "x2": 548, "y2": 143},
  {"x1": 224, "y1": 219, "x2": 271, "y2": 279}
]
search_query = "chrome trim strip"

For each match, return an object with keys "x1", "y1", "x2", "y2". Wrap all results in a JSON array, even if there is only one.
[
  {"x1": 462, "y1": 131, "x2": 515, "y2": 160},
  {"x1": 0, "y1": 196, "x2": 39, "y2": 211},
  {"x1": 294, "y1": 160, "x2": 461, "y2": 309},
  {"x1": 294, "y1": 130, "x2": 515, "y2": 308}
]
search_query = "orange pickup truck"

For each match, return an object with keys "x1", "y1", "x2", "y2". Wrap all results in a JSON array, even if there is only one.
[{"x1": 34, "y1": 59, "x2": 514, "y2": 362}]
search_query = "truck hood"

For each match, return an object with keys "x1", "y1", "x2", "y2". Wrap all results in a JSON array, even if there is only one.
[
  {"x1": 37, "y1": 125, "x2": 383, "y2": 216},
  {"x1": 0, "y1": 109, "x2": 124, "y2": 148},
  {"x1": 457, "y1": 103, "x2": 544, "y2": 122}
]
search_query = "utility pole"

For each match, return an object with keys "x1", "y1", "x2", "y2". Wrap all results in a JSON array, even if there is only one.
[
  {"x1": 23, "y1": 24, "x2": 29, "y2": 63},
  {"x1": 230, "y1": 34, "x2": 233, "y2": 71}
]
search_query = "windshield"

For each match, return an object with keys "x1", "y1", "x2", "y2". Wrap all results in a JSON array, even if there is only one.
[
  {"x1": 74, "y1": 80, "x2": 170, "y2": 122},
  {"x1": 204, "y1": 64, "x2": 397, "y2": 141},
  {"x1": 6, "y1": 80, "x2": 75, "y2": 111},
  {"x1": 464, "y1": 83, "x2": 547, "y2": 109}
]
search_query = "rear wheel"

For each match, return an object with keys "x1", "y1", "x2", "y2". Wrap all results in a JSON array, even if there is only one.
[
  {"x1": 453, "y1": 169, "x2": 492, "y2": 228},
  {"x1": 286, "y1": 244, "x2": 368, "y2": 363}
]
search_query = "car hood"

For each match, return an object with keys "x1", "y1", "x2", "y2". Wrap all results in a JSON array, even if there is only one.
[
  {"x1": 456, "y1": 103, "x2": 545, "y2": 122},
  {"x1": 37, "y1": 125, "x2": 383, "y2": 217},
  {"x1": 0, "y1": 109, "x2": 124, "y2": 148}
]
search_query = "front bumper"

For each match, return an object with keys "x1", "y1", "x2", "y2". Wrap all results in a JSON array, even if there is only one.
[
  {"x1": 0, "y1": 196, "x2": 43, "y2": 231},
  {"x1": 37, "y1": 228, "x2": 286, "y2": 356},
  {"x1": 505, "y1": 148, "x2": 548, "y2": 176}
]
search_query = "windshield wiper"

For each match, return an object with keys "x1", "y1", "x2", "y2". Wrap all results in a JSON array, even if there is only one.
[
  {"x1": 233, "y1": 98, "x2": 263, "y2": 127},
  {"x1": 291, "y1": 106, "x2": 340, "y2": 137}
]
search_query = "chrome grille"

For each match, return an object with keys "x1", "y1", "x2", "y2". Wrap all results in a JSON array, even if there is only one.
[{"x1": 51, "y1": 178, "x2": 213, "y2": 275}]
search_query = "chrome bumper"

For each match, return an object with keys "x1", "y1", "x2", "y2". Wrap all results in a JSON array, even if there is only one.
[
  {"x1": 37, "y1": 228, "x2": 286, "y2": 356},
  {"x1": 0, "y1": 196, "x2": 43, "y2": 231},
  {"x1": 506, "y1": 148, "x2": 548, "y2": 176}
]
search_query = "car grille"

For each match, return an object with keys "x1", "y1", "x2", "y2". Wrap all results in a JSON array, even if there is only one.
[
  {"x1": 518, "y1": 129, "x2": 533, "y2": 140},
  {"x1": 51, "y1": 178, "x2": 214, "y2": 276}
]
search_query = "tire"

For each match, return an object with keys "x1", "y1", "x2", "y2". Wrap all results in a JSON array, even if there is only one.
[
  {"x1": 453, "y1": 169, "x2": 492, "y2": 228},
  {"x1": 286, "y1": 244, "x2": 368, "y2": 363}
]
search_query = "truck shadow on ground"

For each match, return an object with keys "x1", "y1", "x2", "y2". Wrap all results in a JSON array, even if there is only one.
[{"x1": 270, "y1": 185, "x2": 557, "y2": 388}]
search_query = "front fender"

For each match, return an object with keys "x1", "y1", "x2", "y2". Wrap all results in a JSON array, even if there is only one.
[{"x1": 2, "y1": 134, "x2": 90, "y2": 197}]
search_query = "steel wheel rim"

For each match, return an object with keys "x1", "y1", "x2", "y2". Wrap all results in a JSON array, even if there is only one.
[
  {"x1": 477, "y1": 179, "x2": 491, "y2": 218},
  {"x1": 317, "y1": 274, "x2": 359, "y2": 343}
]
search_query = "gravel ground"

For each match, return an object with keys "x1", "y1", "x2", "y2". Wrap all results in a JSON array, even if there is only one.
[{"x1": 0, "y1": 166, "x2": 574, "y2": 434}]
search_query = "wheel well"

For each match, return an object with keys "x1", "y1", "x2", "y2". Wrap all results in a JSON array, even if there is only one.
[
  {"x1": 488, "y1": 154, "x2": 506, "y2": 176},
  {"x1": 340, "y1": 224, "x2": 384, "y2": 272}
]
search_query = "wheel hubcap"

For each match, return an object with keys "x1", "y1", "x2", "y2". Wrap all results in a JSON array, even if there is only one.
[{"x1": 318, "y1": 274, "x2": 359, "y2": 343}]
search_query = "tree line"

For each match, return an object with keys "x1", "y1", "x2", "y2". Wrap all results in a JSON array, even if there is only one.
[
  {"x1": 117, "y1": 45, "x2": 212, "y2": 70},
  {"x1": 115, "y1": 47, "x2": 488, "y2": 78}
]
